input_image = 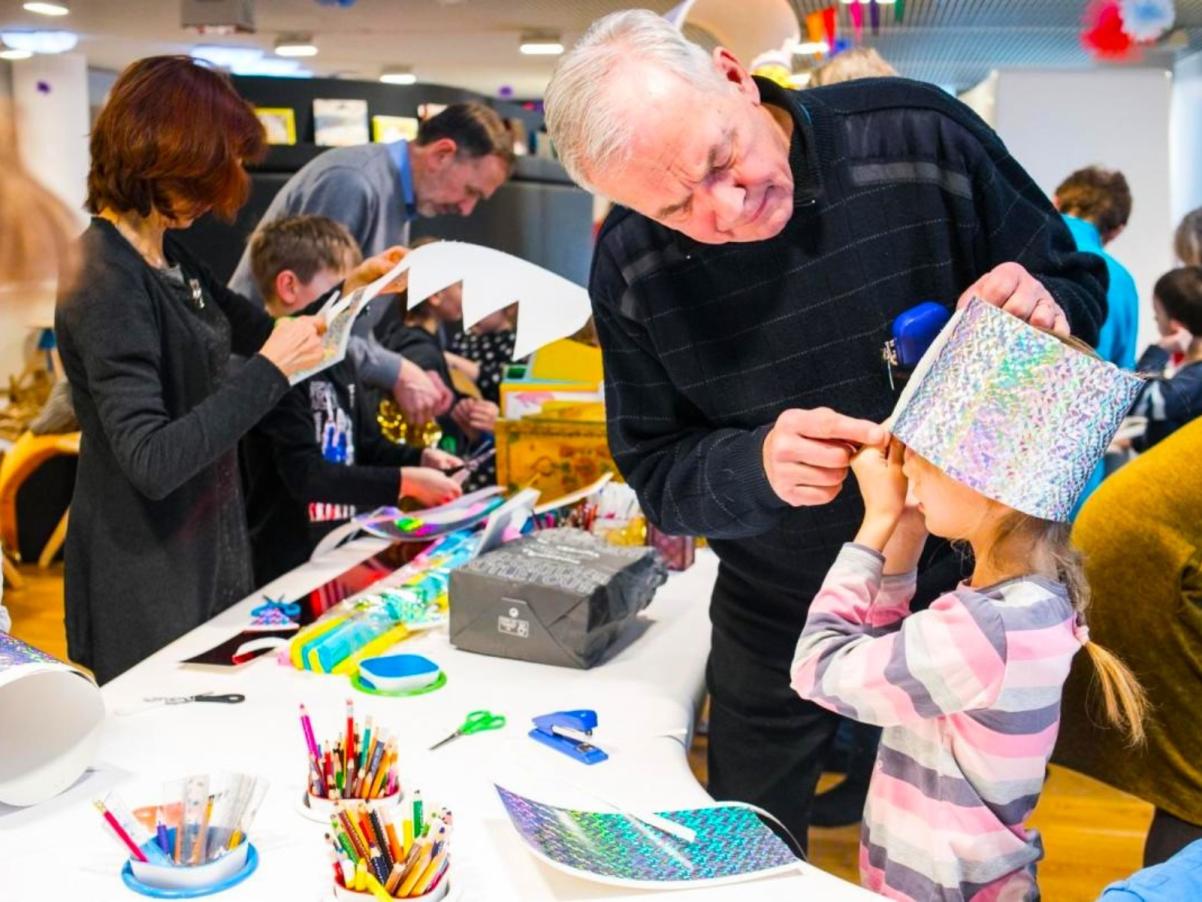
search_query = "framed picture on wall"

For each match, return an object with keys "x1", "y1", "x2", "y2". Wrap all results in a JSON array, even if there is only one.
[
  {"x1": 371, "y1": 115, "x2": 419, "y2": 143},
  {"x1": 254, "y1": 106, "x2": 297, "y2": 145},
  {"x1": 313, "y1": 98, "x2": 370, "y2": 147}
]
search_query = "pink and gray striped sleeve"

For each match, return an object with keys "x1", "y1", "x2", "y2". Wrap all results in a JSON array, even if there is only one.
[{"x1": 791, "y1": 544, "x2": 1009, "y2": 727}]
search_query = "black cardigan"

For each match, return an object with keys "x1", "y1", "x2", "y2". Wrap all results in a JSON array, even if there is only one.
[{"x1": 55, "y1": 219, "x2": 290, "y2": 683}]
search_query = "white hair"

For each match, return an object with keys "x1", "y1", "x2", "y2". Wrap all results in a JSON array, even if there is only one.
[{"x1": 544, "y1": 9, "x2": 724, "y2": 191}]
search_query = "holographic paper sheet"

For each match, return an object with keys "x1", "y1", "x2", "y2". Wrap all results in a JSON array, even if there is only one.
[
  {"x1": 495, "y1": 784, "x2": 801, "y2": 888},
  {"x1": 890, "y1": 298, "x2": 1143, "y2": 521}
]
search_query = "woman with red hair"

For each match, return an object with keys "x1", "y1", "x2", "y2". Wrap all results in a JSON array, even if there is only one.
[{"x1": 55, "y1": 57, "x2": 388, "y2": 682}]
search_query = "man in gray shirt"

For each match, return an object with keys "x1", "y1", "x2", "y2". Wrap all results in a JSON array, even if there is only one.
[{"x1": 230, "y1": 103, "x2": 515, "y2": 419}]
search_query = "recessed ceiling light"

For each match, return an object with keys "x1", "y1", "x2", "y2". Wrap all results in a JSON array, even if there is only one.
[
  {"x1": 380, "y1": 67, "x2": 417, "y2": 85},
  {"x1": 519, "y1": 32, "x2": 563, "y2": 56},
  {"x1": 0, "y1": 30, "x2": 77, "y2": 53},
  {"x1": 0, "y1": 47, "x2": 34, "y2": 60},
  {"x1": 22, "y1": 2, "x2": 70, "y2": 16},
  {"x1": 274, "y1": 34, "x2": 318, "y2": 57}
]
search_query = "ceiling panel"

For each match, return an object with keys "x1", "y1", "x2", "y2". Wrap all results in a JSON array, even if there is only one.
[{"x1": 0, "y1": 0, "x2": 1199, "y2": 96}]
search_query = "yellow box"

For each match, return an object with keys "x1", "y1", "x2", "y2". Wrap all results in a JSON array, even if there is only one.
[
  {"x1": 528, "y1": 339, "x2": 602, "y2": 383},
  {"x1": 495, "y1": 414, "x2": 621, "y2": 504}
]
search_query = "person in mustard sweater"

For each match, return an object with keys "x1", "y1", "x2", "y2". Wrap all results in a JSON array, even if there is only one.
[{"x1": 1055, "y1": 418, "x2": 1202, "y2": 866}]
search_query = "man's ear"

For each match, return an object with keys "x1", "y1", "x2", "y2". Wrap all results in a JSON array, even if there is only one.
[
  {"x1": 712, "y1": 46, "x2": 759, "y2": 102},
  {"x1": 426, "y1": 137, "x2": 459, "y2": 167}
]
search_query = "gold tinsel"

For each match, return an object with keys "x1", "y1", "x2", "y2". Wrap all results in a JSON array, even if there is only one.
[{"x1": 376, "y1": 397, "x2": 443, "y2": 449}]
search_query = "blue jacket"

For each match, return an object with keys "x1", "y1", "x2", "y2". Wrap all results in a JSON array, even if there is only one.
[
  {"x1": 1064, "y1": 214, "x2": 1140, "y2": 517},
  {"x1": 1062, "y1": 214, "x2": 1139, "y2": 369},
  {"x1": 1101, "y1": 839, "x2": 1202, "y2": 900}
]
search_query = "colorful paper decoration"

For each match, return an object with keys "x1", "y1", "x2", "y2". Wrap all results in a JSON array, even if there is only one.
[
  {"x1": 869, "y1": 0, "x2": 881, "y2": 35},
  {"x1": 849, "y1": 0, "x2": 864, "y2": 43},
  {"x1": 1119, "y1": 0, "x2": 1175, "y2": 42},
  {"x1": 804, "y1": 9, "x2": 827, "y2": 47},
  {"x1": 889, "y1": 299, "x2": 1143, "y2": 522},
  {"x1": 495, "y1": 785, "x2": 800, "y2": 888},
  {"x1": 895, "y1": 0, "x2": 905, "y2": 23},
  {"x1": 1082, "y1": 0, "x2": 1137, "y2": 58},
  {"x1": 822, "y1": 5, "x2": 838, "y2": 47}
]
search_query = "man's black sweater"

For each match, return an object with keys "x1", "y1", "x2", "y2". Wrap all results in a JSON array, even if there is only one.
[{"x1": 589, "y1": 77, "x2": 1107, "y2": 654}]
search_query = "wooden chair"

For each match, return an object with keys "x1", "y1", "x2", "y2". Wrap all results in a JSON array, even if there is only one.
[{"x1": 0, "y1": 430, "x2": 80, "y2": 572}]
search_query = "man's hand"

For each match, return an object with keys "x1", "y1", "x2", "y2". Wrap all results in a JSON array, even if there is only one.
[
  {"x1": 762, "y1": 408, "x2": 887, "y2": 507},
  {"x1": 451, "y1": 398, "x2": 499, "y2": 439},
  {"x1": 393, "y1": 358, "x2": 447, "y2": 424},
  {"x1": 958, "y1": 261, "x2": 1069, "y2": 336}
]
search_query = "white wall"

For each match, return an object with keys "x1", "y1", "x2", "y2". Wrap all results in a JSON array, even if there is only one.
[
  {"x1": 994, "y1": 68, "x2": 1174, "y2": 351},
  {"x1": 1170, "y1": 51, "x2": 1202, "y2": 228},
  {"x1": 2, "y1": 54, "x2": 90, "y2": 386}
]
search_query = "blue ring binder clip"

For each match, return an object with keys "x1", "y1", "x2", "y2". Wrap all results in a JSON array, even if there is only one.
[{"x1": 529, "y1": 709, "x2": 609, "y2": 765}]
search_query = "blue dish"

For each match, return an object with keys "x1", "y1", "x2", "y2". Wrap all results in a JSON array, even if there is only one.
[{"x1": 120, "y1": 844, "x2": 259, "y2": 899}]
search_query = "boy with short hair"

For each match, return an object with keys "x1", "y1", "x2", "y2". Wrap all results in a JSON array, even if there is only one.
[
  {"x1": 1131, "y1": 266, "x2": 1202, "y2": 452},
  {"x1": 242, "y1": 215, "x2": 461, "y2": 584}
]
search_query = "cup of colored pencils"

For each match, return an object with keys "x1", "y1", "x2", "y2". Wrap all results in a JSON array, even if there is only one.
[
  {"x1": 301, "y1": 701, "x2": 403, "y2": 822},
  {"x1": 95, "y1": 773, "x2": 265, "y2": 891},
  {"x1": 330, "y1": 793, "x2": 452, "y2": 901}
]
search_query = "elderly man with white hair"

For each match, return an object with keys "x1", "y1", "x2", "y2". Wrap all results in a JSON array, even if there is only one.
[{"x1": 545, "y1": 10, "x2": 1107, "y2": 849}]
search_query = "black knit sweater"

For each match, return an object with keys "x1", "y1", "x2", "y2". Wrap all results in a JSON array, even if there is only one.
[{"x1": 590, "y1": 77, "x2": 1107, "y2": 652}]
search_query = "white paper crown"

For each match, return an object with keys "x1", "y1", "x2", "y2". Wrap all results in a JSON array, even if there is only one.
[{"x1": 889, "y1": 298, "x2": 1143, "y2": 521}]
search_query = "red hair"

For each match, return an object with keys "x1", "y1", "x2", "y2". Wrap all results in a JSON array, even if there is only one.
[{"x1": 86, "y1": 56, "x2": 265, "y2": 222}]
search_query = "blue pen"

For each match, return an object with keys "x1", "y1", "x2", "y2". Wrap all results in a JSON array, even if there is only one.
[{"x1": 156, "y1": 819, "x2": 170, "y2": 856}]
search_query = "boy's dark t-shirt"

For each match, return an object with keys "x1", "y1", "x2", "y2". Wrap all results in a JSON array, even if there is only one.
[
  {"x1": 1131, "y1": 353, "x2": 1202, "y2": 451},
  {"x1": 242, "y1": 357, "x2": 421, "y2": 586}
]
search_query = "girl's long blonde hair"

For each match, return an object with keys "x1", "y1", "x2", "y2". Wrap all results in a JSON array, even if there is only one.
[{"x1": 991, "y1": 506, "x2": 1148, "y2": 746}]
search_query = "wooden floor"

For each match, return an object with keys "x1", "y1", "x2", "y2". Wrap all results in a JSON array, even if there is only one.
[{"x1": 7, "y1": 564, "x2": 1152, "y2": 899}]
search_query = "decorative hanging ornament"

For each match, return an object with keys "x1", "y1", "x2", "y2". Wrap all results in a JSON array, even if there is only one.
[
  {"x1": 1082, "y1": 0, "x2": 1136, "y2": 59},
  {"x1": 849, "y1": 0, "x2": 864, "y2": 43},
  {"x1": 822, "y1": 5, "x2": 838, "y2": 48},
  {"x1": 869, "y1": 0, "x2": 881, "y2": 36},
  {"x1": 895, "y1": 0, "x2": 905, "y2": 23},
  {"x1": 805, "y1": 9, "x2": 827, "y2": 47},
  {"x1": 1119, "y1": 0, "x2": 1175, "y2": 43}
]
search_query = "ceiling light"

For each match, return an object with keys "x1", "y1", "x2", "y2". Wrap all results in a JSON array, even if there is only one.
[
  {"x1": 23, "y1": 1, "x2": 70, "y2": 15},
  {"x1": 0, "y1": 47, "x2": 34, "y2": 60},
  {"x1": 0, "y1": 30, "x2": 77, "y2": 53},
  {"x1": 380, "y1": 67, "x2": 416, "y2": 85},
  {"x1": 519, "y1": 32, "x2": 563, "y2": 56},
  {"x1": 191, "y1": 44, "x2": 312, "y2": 77},
  {"x1": 791, "y1": 40, "x2": 830, "y2": 55},
  {"x1": 274, "y1": 34, "x2": 317, "y2": 57}
]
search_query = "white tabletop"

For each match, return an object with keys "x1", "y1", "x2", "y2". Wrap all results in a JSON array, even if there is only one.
[{"x1": 0, "y1": 539, "x2": 872, "y2": 901}]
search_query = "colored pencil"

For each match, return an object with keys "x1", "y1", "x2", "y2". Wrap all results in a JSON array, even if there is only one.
[{"x1": 94, "y1": 801, "x2": 148, "y2": 862}]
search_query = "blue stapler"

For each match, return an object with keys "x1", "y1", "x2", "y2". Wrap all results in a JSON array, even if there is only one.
[{"x1": 529, "y1": 709, "x2": 609, "y2": 765}]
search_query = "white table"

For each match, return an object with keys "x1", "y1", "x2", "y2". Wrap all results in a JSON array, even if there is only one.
[{"x1": 0, "y1": 540, "x2": 872, "y2": 901}]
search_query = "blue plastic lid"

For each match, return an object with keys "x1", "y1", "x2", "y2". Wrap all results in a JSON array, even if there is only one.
[{"x1": 361, "y1": 654, "x2": 440, "y2": 680}]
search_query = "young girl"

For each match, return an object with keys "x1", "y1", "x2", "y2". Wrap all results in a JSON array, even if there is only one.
[{"x1": 792, "y1": 311, "x2": 1146, "y2": 901}]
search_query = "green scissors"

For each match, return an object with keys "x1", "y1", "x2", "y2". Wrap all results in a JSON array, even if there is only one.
[{"x1": 429, "y1": 709, "x2": 507, "y2": 750}]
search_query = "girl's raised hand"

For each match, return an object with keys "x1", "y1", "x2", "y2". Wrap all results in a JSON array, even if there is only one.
[{"x1": 850, "y1": 436, "x2": 908, "y2": 550}]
